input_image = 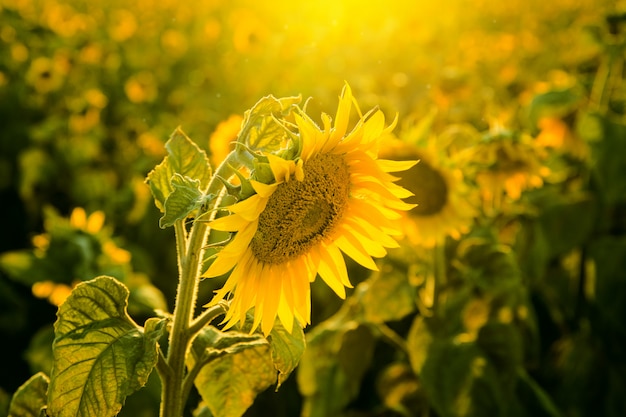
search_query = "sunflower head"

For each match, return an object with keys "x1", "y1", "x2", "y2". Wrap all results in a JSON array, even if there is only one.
[
  {"x1": 380, "y1": 136, "x2": 478, "y2": 248},
  {"x1": 473, "y1": 130, "x2": 551, "y2": 212},
  {"x1": 203, "y1": 84, "x2": 417, "y2": 335}
]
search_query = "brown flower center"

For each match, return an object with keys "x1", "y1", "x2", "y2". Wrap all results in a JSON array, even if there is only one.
[
  {"x1": 400, "y1": 159, "x2": 448, "y2": 216},
  {"x1": 251, "y1": 153, "x2": 350, "y2": 264}
]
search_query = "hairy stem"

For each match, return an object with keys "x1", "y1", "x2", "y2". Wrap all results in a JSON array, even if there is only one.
[{"x1": 160, "y1": 154, "x2": 240, "y2": 417}]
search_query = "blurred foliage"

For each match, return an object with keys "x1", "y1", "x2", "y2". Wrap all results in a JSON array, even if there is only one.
[{"x1": 1, "y1": 0, "x2": 626, "y2": 416}]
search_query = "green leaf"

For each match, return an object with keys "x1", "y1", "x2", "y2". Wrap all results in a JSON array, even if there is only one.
[
  {"x1": 297, "y1": 319, "x2": 376, "y2": 417},
  {"x1": 420, "y1": 339, "x2": 506, "y2": 417},
  {"x1": 159, "y1": 173, "x2": 204, "y2": 228},
  {"x1": 528, "y1": 88, "x2": 582, "y2": 126},
  {"x1": 360, "y1": 262, "x2": 417, "y2": 323},
  {"x1": 47, "y1": 276, "x2": 166, "y2": 417},
  {"x1": 537, "y1": 193, "x2": 596, "y2": 258},
  {"x1": 267, "y1": 320, "x2": 306, "y2": 389},
  {"x1": 240, "y1": 95, "x2": 300, "y2": 154},
  {"x1": 406, "y1": 316, "x2": 434, "y2": 375},
  {"x1": 377, "y1": 362, "x2": 427, "y2": 416},
  {"x1": 8, "y1": 372, "x2": 49, "y2": 417},
  {"x1": 146, "y1": 127, "x2": 212, "y2": 212},
  {"x1": 516, "y1": 369, "x2": 563, "y2": 417},
  {"x1": 190, "y1": 326, "x2": 276, "y2": 417},
  {"x1": 585, "y1": 114, "x2": 626, "y2": 205}
]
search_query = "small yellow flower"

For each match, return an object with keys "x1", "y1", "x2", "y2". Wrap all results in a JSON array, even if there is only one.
[
  {"x1": 203, "y1": 84, "x2": 416, "y2": 335},
  {"x1": 69, "y1": 207, "x2": 105, "y2": 234}
]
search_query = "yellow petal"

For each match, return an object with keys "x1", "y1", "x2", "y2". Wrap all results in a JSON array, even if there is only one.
[
  {"x1": 377, "y1": 159, "x2": 419, "y2": 173},
  {"x1": 298, "y1": 114, "x2": 327, "y2": 161},
  {"x1": 331, "y1": 83, "x2": 353, "y2": 143},
  {"x1": 230, "y1": 194, "x2": 267, "y2": 221},
  {"x1": 250, "y1": 180, "x2": 277, "y2": 198},
  {"x1": 334, "y1": 233, "x2": 379, "y2": 271},
  {"x1": 210, "y1": 213, "x2": 247, "y2": 232},
  {"x1": 344, "y1": 216, "x2": 399, "y2": 249},
  {"x1": 277, "y1": 293, "x2": 294, "y2": 333},
  {"x1": 203, "y1": 220, "x2": 257, "y2": 277},
  {"x1": 266, "y1": 153, "x2": 295, "y2": 183},
  {"x1": 314, "y1": 246, "x2": 347, "y2": 299},
  {"x1": 341, "y1": 223, "x2": 387, "y2": 258},
  {"x1": 321, "y1": 241, "x2": 352, "y2": 287},
  {"x1": 362, "y1": 110, "x2": 385, "y2": 144},
  {"x1": 261, "y1": 266, "x2": 282, "y2": 335}
]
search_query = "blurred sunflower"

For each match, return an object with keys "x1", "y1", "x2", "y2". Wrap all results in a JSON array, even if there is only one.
[
  {"x1": 203, "y1": 84, "x2": 416, "y2": 335},
  {"x1": 473, "y1": 130, "x2": 550, "y2": 213},
  {"x1": 209, "y1": 114, "x2": 244, "y2": 167},
  {"x1": 25, "y1": 56, "x2": 67, "y2": 94},
  {"x1": 380, "y1": 136, "x2": 478, "y2": 248},
  {"x1": 536, "y1": 116, "x2": 588, "y2": 160}
]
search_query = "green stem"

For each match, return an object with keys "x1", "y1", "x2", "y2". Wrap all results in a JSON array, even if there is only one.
[
  {"x1": 160, "y1": 218, "x2": 209, "y2": 417},
  {"x1": 432, "y1": 241, "x2": 446, "y2": 315},
  {"x1": 159, "y1": 154, "x2": 241, "y2": 417},
  {"x1": 188, "y1": 303, "x2": 227, "y2": 336}
]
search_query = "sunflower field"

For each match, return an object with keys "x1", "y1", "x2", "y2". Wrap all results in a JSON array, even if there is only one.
[{"x1": 2, "y1": 0, "x2": 626, "y2": 416}]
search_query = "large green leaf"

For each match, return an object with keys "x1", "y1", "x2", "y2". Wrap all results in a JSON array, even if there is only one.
[
  {"x1": 190, "y1": 326, "x2": 276, "y2": 417},
  {"x1": 47, "y1": 276, "x2": 166, "y2": 417},
  {"x1": 419, "y1": 339, "x2": 506, "y2": 417},
  {"x1": 8, "y1": 372, "x2": 49, "y2": 417},
  {"x1": 297, "y1": 317, "x2": 376, "y2": 417},
  {"x1": 146, "y1": 127, "x2": 212, "y2": 212}
]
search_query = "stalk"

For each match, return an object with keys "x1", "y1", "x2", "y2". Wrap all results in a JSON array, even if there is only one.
[{"x1": 159, "y1": 154, "x2": 240, "y2": 417}]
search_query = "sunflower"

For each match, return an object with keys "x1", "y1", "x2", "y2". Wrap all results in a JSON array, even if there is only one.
[
  {"x1": 209, "y1": 114, "x2": 244, "y2": 167},
  {"x1": 203, "y1": 84, "x2": 416, "y2": 335},
  {"x1": 473, "y1": 131, "x2": 550, "y2": 213},
  {"x1": 380, "y1": 137, "x2": 478, "y2": 248}
]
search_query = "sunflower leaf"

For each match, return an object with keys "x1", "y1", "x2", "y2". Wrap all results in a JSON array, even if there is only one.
[
  {"x1": 8, "y1": 372, "x2": 49, "y2": 417},
  {"x1": 418, "y1": 337, "x2": 506, "y2": 417},
  {"x1": 146, "y1": 127, "x2": 212, "y2": 212},
  {"x1": 159, "y1": 173, "x2": 204, "y2": 228},
  {"x1": 297, "y1": 318, "x2": 376, "y2": 417},
  {"x1": 47, "y1": 276, "x2": 166, "y2": 417},
  {"x1": 190, "y1": 326, "x2": 276, "y2": 417},
  {"x1": 360, "y1": 262, "x2": 417, "y2": 323},
  {"x1": 240, "y1": 95, "x2": 300, "y2": 153},
  {"x1": 267, "y1": 320, "x2": 306, "y2": 389}
]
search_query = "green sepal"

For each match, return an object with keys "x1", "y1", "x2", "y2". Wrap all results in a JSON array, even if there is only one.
[
  {"x1": 8, "y1": 372, "x2": 49, "y2": 417},
  {"x1": 146, "y1": 127, "x2": 212, "y2": 213},
  {"x1": 47, "y1": 276, "x2": 166, "y2": 417},
  {"x1": 159, "y1": 173, "x2": 204, "y2": 228}
]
